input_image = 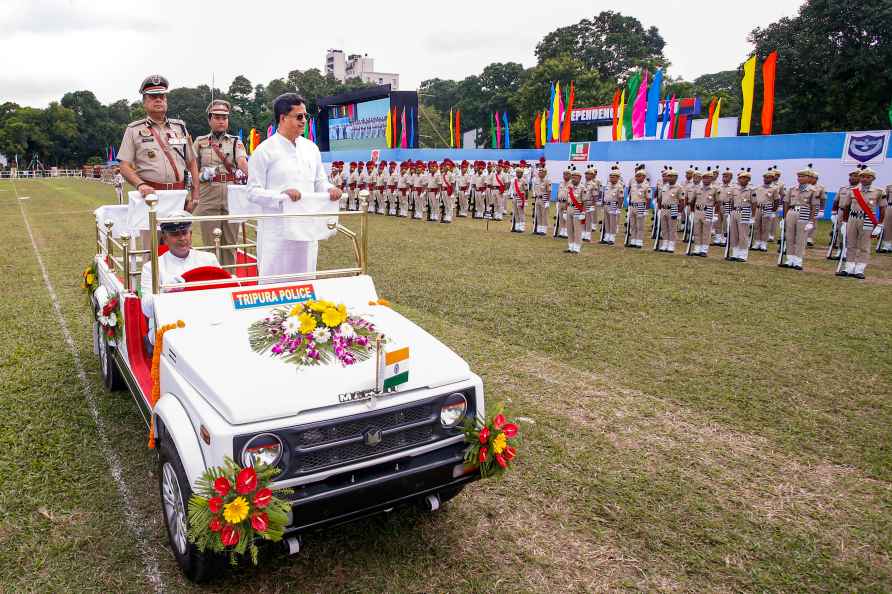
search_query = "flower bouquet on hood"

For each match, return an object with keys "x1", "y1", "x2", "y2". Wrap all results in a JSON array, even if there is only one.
[{"x1": 248, "y1": 299, "x2": 379, "y2": 368}]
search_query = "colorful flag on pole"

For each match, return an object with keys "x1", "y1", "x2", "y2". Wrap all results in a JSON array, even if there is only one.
[
  {"x1": 502, "y1": 111, "x2": 510, "y2": 149},
  {"x1": 632, "y1": 70, "x2": 648, "y2": 138},
  {"x1": 556, "y1": 82, "x2": 564, "y2": 141},
  {"x1": 561, "y1": 81, "x2": 574, "y2": 142},
  {"x1": 455, "y1": 109, "x2": 461, "y2": 148},
  {"x1": 611, "y1": 89, "x2": 621, "y2": 141},
  {"x1": 546, "y1": 82, "x2": 555, "y2": 143},
  {"x1": 704, "y1": 97, "x2": 717, "y2": 137},
  {"x1": 551, "y1": 82, "x2": 562, "y2": 141},
  {"x1": 448, "y1": 108, "x2": 454, "y2": 148},
  {"x1": 659, "y1": 95, "x2": 670, "y2": 139},
  {"x1": 386, "y1": 108, "x2": 393, "y2": 148},
  {"x1": 710, "y1": 99, "x2": 722, "y2": 137},
  {"x1": 491, "y1": 112, "x2": 497, "y2": 148},
  {"x1": 400, "y1": 107, "x2": 407, "y2": 148},
  {"x1": 237, "y1": 128, "x2": 243, "y2": 141},
  {"x1": 533, "y1": 112, "x2": 542, "y2": 149},
  {"x1": 380, "y1": 346, "x2": 410, "y2": 391},
  {"x1": 623, "y1": 73, "x2": 641, "y2": 140},
  {"x1": 761, "y1": 50, "x2": 778, "y2": 135},
  {"x1": 496, "y1": 111, "x2": 502, "y2": 149},
  {"x1": 616, "y1": 90, "x2": 626, "y2": 141},
  {"x1": 645, "y1": 69, "x2": 663, "y2": 137},
  {"x1": 409, "y1": 108, "x2": 415, "y2": 147},
  {"x1": 540, "y1": 109, "x2": 547, "y2": 147},
  {"x1": 739, "y1": 55, "x2": 757, "y2": 134},
  {"x1": 667, "y1": 98, "x2": 677, "y2": 139}
]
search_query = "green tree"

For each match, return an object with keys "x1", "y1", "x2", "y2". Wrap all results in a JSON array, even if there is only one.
[
  {"x1": 748, "y1": 0, "x2": 892, "y2": 133},
  {"x1": 535, "y1": 11, "x2": 668, "y2": 82}
]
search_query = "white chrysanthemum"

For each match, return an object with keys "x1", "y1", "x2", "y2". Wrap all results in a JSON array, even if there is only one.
[
  {"x1": 338, "y1": 323, "x2": 355, "y2": 339},
  {"x1": 282, "y1": 316, "x2": 301, "y2": 337},
  {"x1": 312, "y1": 328, "x2": 330, "y2": 344},
  {"x1": 93, "y1": 285, "x2": 110, "y2": 307},
  {"x1": 98, "y1": 315, "x2": 108, "y2": 326},
  {"x1": 106, "y1": 313, "x2": 117, "y2": 327}
]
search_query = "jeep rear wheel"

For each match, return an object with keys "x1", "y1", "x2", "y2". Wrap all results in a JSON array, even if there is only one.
[{"x1": 95, "y1": 321, "x2": 124, "y2": 391}]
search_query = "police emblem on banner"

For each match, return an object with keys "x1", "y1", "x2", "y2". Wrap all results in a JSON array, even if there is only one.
[
  {"x1": 569, "y1": 142, "x2": 590, "y2": 162},
  {"x1": 842, "y1": 131, "x2": 889, "y2": 164}
]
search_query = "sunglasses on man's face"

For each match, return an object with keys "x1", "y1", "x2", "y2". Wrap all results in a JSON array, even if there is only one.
[{"x1": 287, "y1": 112, "x2": 309, "y2": 121}]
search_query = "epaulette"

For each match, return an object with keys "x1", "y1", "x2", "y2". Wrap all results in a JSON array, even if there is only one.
[{"x1": 127, "y1": 119, "x2": 147, "y2": 128}]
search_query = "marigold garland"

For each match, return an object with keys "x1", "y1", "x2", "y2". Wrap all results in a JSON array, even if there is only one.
[
  {"x1": 148, "y1": 319, "x2": 185, "y2": 448},
  {"x1": 463, "y1": 406, "x2": 521, "y2": 479},
  {"x1": 187, "y1": 457, "x2": 292, "y2": 566}
]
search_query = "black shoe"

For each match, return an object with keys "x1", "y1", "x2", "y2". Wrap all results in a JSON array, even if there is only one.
[
  {"x1": 854, "y1": 273, "x2": 866, "y2": 279},
  {"x1": 794, "y1": 265, "x2": 803, "y2": 270},
  {"x1": 807, "y1": 241, "x2": 815, "y2": 247},
  {"x1": 835, "y1": 270, "x2": 848, "y2": 277},
  {"x1": 696, "y1": 253, "x2": 707, "y2": 257},
  {"x1": 564, "y1": 249, "x2": 573, "y2": 253}
]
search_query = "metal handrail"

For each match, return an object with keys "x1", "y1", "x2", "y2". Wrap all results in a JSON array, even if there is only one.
[{"x1": 147, "y1": 191, "x2": 370, "y2": 294}]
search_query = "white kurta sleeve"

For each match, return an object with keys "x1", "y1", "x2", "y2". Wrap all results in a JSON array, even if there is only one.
[
  {"x1": 312, "y1": 144, "x2": 333, "y2": 193},
  {"x1": 247, "y1": 144, "x2": 288, "y2": 206}
]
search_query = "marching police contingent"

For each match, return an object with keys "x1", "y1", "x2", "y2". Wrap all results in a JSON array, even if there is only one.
[{"x1": 117, "y1": 75, "x2": 888, "y2": 280}]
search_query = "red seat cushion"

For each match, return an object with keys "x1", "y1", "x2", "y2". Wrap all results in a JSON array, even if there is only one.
[{"x1": 180, "y1": 266, "x2": 240, "y2": 290}]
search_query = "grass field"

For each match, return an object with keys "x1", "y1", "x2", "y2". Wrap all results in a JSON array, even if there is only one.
[{"x1": 1, "y1": 177, "x2": 890, "y2": 593}]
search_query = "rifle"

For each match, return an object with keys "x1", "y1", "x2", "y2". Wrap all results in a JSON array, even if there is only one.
[
  {"x1": 723, "y1": 211, "x2": 732, "y2": 260},
  {"x1": 623, "y1": 202, "x2": 632, "y2": 247},
  {"x1": 836, "y1": 221, "x2": 848, "y2": 274},
  {"x1": 876, "y1": 224, "x2": 886, "y2": 253},
  {"x1": 826, "y1": 216, "x2": 839, "y2": 259},
  {"x1": 685, "y1": 211, "x2": 695, "y2": 255},
  {"x1": 652, "y1": 205, "x2": 662, "y2": 251},
  {"x1": 776, "y1": 217, "x2": 786, "y2": 266}
]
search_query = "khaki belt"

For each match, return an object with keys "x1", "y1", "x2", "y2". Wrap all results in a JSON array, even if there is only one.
[{"x1": 144, "y1": 180, "x2": 186, "y2": 190}]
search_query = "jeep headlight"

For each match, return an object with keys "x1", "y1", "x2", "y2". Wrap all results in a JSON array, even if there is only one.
[
  {"x1": 440, "y1": 393, "x2": 468, "y2": 428},
  {"x1": 241, "y1": 433, "x2": 284, "y2": 467}
]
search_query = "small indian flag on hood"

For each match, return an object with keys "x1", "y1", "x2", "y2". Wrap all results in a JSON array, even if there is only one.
[{"x1": 380, "y1": 346, "x2": 410, "y2": 391}]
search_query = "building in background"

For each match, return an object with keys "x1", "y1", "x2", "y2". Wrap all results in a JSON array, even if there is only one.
[{"x1": 325, "y1": 49, "x2": 400, "y2": 90}]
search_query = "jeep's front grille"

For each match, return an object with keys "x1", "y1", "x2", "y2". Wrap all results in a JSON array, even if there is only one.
[
  {"x1": 294, "y1": 423, "x2": 437, "y2": 473},
  {"x1": 233, "y1": 388, "x2": 476, "y2": 480}
]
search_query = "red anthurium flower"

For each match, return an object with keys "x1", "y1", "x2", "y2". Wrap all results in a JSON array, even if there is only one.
[
  {"x1": 478, "y1": 446, "x2": 489, "y2": 463},
  {"x1": 236, "y1": 467, "x2": 257, "y2": 494},
  {"x1": 502, "y1": 423, "x2": 519, "y2": 438},
  {"x1": 209, "y1": 516, "x2": 223, "y2": 533},
  {"x1": 208, "y1": 496, "x2": 223, "y2": 513},
  {"x1": 221, "y1": 524, "x2": 240, "y2": 546},
  {"x1": 478, "y1": 426, "x2": 490, "y2": 444},
  {"x1": 213, "y1": 477, "x2": 231, "y2": 497},
  {"x1": 253, "y1": 487, "x2": 272, "y2": 509},
  {"x1": 492, "y1": 414, "x2": 505, "y2": 429},
  {"x1": 251, "y1": 512, "x2": 269, "y2": 532},
  {"x1": 495, "y1": 454, "x2": 508, "y2": 469},
  {"x1": 505, "y1": 445, "x2": 516, "y2": 460}
]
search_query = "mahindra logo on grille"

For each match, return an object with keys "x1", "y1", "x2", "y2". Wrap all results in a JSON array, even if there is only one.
[{"x1": 364, "y1": 427, "x2": 382, "y2": 446}]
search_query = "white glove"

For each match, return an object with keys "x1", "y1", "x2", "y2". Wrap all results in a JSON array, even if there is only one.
[
  {"x1": 199, "y1": 166, "x2": 216, "y2": 182},
  {"x1": 712, "y1": 216, "x2": 719, "y2": 223},
  {"x1": 235, "y1": 169, "x2": 246, "y2": 181},
  {"x1": 805, "y1": 222, "x2": 814, "y2": 232},
  {"x1": 872, "y1": 224, "x2": 883, "y2": 237}
]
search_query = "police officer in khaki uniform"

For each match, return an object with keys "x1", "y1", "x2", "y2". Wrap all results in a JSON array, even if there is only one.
[
  {"x1": 879, "y1": 180, "x2": 892, "y2": 252},
  {"x1": 715, "y1": 168, "x2": 735, "y2": 246},
  {"x1": 510, "y1": 164, "x2": 528, "y2": 233},
  {"x1": 532, "y1": 163, "x2": 550, "y2": 235},
  {"x1": 688, "y1": 168, "x2": 719, "y2": 257},
  {"x1": 602, "y1": 165, "x2": 623, "y2": 244},
  {"x1": 118, "y1": 75, "x2": 200, "y2": 250},
  {"x1": 768, "y1": 166, "x2": 785, "y2": 241},
  {"x1": 779, "y1": 165, "x2": 819, "y2": 270},
  {"x1": 553, "y1": 166, "x2": 571, "y2": 238},
  {"x1": 627, "y1": 165, "x2": 650, "y2": 248},
  {"x1": 656, "y1": 166, "x2": 682, "y2": 252},
  {"x1": 564, "y1": 166, "x2": 585, "y2": 253},
  {"x1": 751, "y1": 169, "x2": 779, "y2": 251},
  {"x1": 806, "y1": 168, "x2": 827, "y2": 247},
  {"x1": 837, "y1": 166, "x2": 887, "y2": 278},
  {"x1": 582, "y1": 165, "x2": 600, "y2": 242},
  {"x1": 456, "y1": 160, "x2": 471, "y2": 217},
  {"x1": 191, "y1": 99, "x2": 248, "y2": 268},
  {"x1": 727, "y1": 168, "x2": 755, "y2": 262}
]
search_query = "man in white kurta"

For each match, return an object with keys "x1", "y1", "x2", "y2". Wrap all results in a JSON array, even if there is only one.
[
  {"x1": 140, "y1": 212, "x2": 219, "y2": 344},
  {"x1": 246, "y1": 93, "x2": 340, "y2": 278}
]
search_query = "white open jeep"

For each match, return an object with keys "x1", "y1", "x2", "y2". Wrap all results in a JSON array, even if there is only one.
[{"x1": 89, "y1": 190, "x2": 483, "y2": 581}]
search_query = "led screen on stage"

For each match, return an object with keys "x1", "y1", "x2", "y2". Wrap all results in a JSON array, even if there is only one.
[{"x1": 328, "y1": 97, "x2": 391, "y2": 151}]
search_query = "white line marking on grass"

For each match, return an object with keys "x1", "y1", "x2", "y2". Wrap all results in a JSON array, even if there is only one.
[
  {"x1": 18, "y1": 196, "x2": 30, "y2": 200},
  {"x1": 13, "y1": 181, "x2": 164, "y2": 593}
]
